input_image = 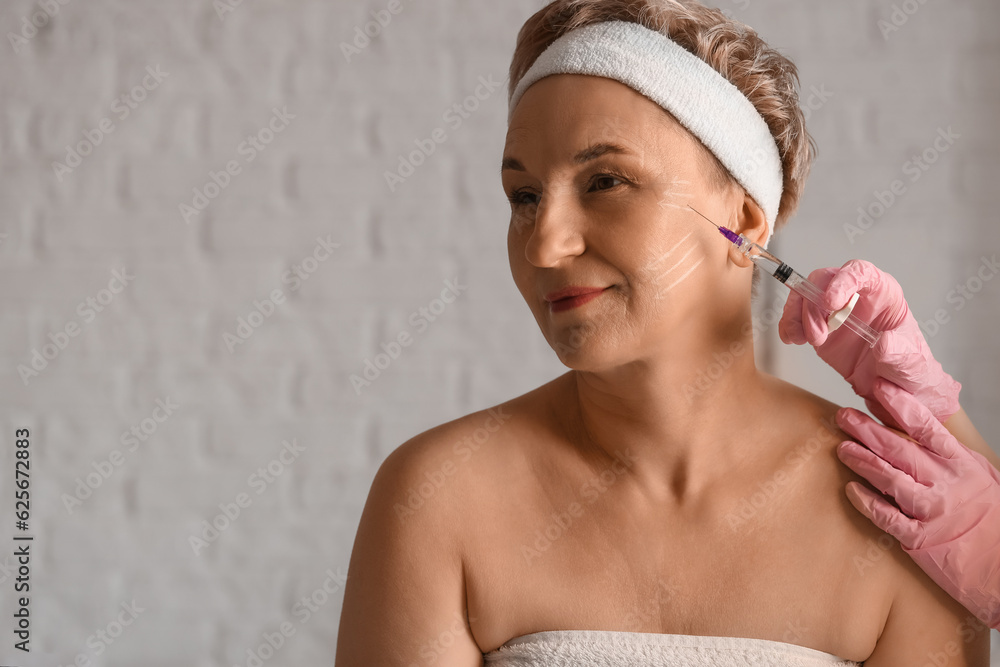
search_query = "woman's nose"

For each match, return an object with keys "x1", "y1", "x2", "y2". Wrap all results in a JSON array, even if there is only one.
[{"x1": 522, "y1": 199, "x2": 586, "y2": 267}]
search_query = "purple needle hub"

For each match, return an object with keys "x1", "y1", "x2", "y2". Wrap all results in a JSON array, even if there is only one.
[{"x1": 718, "y1": 226, "x2": 743, "y2": 247}]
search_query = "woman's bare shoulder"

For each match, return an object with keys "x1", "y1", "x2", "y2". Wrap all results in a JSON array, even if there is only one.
[
  {"x1": 376, "y1": 377, "x2": 561, "y2": 522},
  {"x1": 388, "y1": 374, "x2": 558, "y2": 457}
]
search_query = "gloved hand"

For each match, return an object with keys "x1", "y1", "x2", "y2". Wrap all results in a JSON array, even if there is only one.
[
  {"x1": 778, "y1": 259, "x2": 962, "y2": 430},
  {"x1": 836, "y1": 378, "x2": 1000, "y2": 630}
]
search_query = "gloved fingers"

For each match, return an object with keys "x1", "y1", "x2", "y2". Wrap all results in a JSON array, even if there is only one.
[
  {"x1": 801, "y1": 294, "x2": 830, "y2": 346},
  {"x1": 804, "y1": 266, "x2": 838, "y2": 304},
  {"x1": 801, "y1": 268, "x2": 838, "y2": 346},
  {"x1": 836, "y1": 408, "x2": 923, "y2": 483},
  {"x1": 822, "y1": 260, "x2": 880, "y2": 309},
  {"x1": 844, "y1": 480, "x2": 920, "y2": 546},
  {"x1": 778, "y1": 290, "x2": 808, "y2": 345},
  {"x1": 871, "y1": 378, "x2": 963, "y2": 461},
  {"x1": 825, "y1": 259, "x2": 909, "y2": 330},
  {"x1": 836, "y1": 439, "x2": 925, "y2": 518},
  {"x1": 863, "y1": 395, "x2": 904, "y2": 433},
  {"x1": 931, "y1": 374, "x2": 964, "y2": 424}
]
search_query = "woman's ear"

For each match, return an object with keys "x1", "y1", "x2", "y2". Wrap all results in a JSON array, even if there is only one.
[{"x1": 726, "y1": 193, "x2": 769, "y2": 269}]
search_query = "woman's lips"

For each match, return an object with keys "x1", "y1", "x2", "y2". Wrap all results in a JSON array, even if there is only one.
[{"x1": 548, "y1": 286, "x2": 611, "y2": 313}]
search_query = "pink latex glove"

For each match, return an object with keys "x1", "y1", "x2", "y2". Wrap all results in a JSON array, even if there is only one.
[
  {"x1": 836, "y1": 378, "x2": 1000, "y2": 630},
  {"x1": 778, "y1": 259, "x2": 962, "y2": 430}
]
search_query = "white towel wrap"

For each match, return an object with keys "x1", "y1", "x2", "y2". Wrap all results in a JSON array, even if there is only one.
[
  {"x1": 507, "y1": 20, "x2": 784, "y2": 249},
  {"x1": 483, "y1": 629, "x2": 863, "y2": 666}
]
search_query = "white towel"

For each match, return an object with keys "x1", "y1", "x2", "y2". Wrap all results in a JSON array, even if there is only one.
[{"x1": 483, "y1": 630, "x2": 863, "y2": 666}]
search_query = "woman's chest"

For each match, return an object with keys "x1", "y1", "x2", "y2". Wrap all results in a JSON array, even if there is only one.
[{"x1": 461, "y1": 472, "x2": 888, "y2": 662}]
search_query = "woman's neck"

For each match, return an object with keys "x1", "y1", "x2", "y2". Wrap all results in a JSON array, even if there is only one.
[{"x1": 560, "y1": 326, "x2": 776, "y2": 506}]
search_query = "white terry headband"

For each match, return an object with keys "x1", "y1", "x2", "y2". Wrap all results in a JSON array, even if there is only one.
[{"x1": 507, "y1": 20, "x2": 784, "y2": 249}]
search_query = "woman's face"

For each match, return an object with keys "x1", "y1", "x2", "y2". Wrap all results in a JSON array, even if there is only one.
[{"x1": 501, "y1": 74, "x2": 744, "y2": 369}]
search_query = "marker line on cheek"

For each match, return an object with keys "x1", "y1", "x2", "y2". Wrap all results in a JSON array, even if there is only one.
[
  {"x1": 645, "y1": 238, "x2": 696, "y2": 283},
  {"x1": 656, "y1": 177, "x2": 692, "y2": 211},
  {"x1": 666, "y1": 243, "x2": 697, "y2": 270},
  {"x1": 658, "y1": 255, "x2": 705, "y2": 296},
  {"x1": 667, "y1": 255, "x2": 705, "y2": 290},
  {"x1": 643, "y1": 231, "x2": 693, "y2": 274},
  {"x1": 669, "y1": 231, "x2": 694, "y2": 251}
]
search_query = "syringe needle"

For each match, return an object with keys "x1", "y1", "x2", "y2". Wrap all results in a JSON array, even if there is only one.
[{"x1": 687, "y1": 205, "x2": 720, "y2": 229}]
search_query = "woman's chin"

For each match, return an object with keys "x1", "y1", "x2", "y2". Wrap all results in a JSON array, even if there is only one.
[
  {"x1": 549, "y1": 340, "x2": 622, "y2": 372},
  {"x1": 554, "y1": 354, "x2": 610, "y2": 373}
]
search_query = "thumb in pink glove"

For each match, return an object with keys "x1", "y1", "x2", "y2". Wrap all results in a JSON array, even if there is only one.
[
  {"x1": 835, "y1": 377, "x2": 1000, "y2": 630},
  {"x1": 778, "y1": 259, "x2": 962, "y2": 429}
]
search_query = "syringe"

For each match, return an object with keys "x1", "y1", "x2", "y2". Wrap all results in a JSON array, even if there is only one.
[{"x1": 688, "y1": 205, "x2": 882, "y2": 348}]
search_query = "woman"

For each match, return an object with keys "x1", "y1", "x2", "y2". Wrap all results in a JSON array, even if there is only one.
[{"x1": 336, "y1": 1, "x2": 991, "y2": 664}]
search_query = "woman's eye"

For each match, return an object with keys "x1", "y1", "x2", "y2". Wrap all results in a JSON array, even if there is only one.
[
  {"x1": 506, "y1": 173, "x2": 627, "y2": 208},
  {"x1": 591, "y1": 174, "x2": 625, "y2": 191},
  {"x1": 507, "y1": 190, "x2": 538, "y2": 207}
]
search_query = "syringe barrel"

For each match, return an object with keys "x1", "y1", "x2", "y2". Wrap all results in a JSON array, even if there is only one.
[
  {"x1": 784, "y1": 269, "x2": 881, "y2": 348},
  {"x1": 739, "y1": 235, "x2": 882, "y2": 348}
]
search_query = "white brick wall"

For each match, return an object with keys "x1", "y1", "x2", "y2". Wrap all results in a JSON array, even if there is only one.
[{"x1": 0, "y1": 0, "x2": 997, "y2": 664}]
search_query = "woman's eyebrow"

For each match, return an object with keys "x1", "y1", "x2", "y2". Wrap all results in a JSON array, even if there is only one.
[{"x1": 500, "y1": 142, "x2": 634, "y2": 177}]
